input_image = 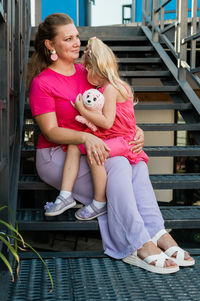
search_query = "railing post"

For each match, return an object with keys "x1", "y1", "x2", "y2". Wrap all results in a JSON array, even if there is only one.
[
  {"x1": 142, "y1": 0, "x2": 147, "y2": 25},
  {"x1": 131, "y1": 0, "x2": 136, "y2": 22},
  {"x1": 174, "y1": 0, "x2": 179, "y2": 54},
  {"x1": 160, "y1": 0, "x2": 165, "y2": 31},
  {"x1": 152, "y1": 0, "x2": 159, "y2": 42},
  {"x1": 177, "y1": 0, "x2": 188, "y2": 81},
  {"x1": 190, "y1": 0, "x2": 197, "y2": 69}
]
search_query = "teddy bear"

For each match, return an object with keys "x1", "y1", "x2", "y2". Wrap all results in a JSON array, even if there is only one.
[{"x1": 75, "y1": 89, "x2": 105, "y2": 131}]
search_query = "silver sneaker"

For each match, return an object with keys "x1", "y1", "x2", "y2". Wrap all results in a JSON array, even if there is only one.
[{"x1": 44, "y1": 194, "x2": 76, "y2": 216}]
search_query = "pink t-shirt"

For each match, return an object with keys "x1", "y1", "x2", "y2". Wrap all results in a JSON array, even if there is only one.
[{"x1": 29, "y1": 64, "x2": 93, "y2": 148}]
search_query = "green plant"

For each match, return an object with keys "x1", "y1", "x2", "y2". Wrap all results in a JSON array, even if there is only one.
[{"x1": 0, "y1": 206, "x2": 54, "y2": 291}]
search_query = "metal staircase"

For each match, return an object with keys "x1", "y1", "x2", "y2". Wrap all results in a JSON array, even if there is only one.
[
  {"x1": 17, "y1": 25, "x2": 200, "y2": 237},
  {"x1": 6, "y1": 23, "x2": 200, "y2": 301}
]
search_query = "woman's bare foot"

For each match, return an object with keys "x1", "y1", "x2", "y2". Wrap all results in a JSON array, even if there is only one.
[
  {"x1": 137, "y1": 241, "x2": 177, "y2": 267},
  {"x1": 156, "y1": 232, "x2": 193, "y2": 262}
]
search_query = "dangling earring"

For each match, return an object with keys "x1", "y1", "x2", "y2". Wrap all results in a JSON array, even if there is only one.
[{"x1": 50, "y1": 49, "x2": 58, "y2": 61}]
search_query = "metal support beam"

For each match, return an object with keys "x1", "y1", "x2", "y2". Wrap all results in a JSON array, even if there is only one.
[
  {"x1": 177, "y1": 0, "x2": 188, "y2": 81},
  {"x1": 131, "y1": 0, "x2": 136, "y2": 22}
]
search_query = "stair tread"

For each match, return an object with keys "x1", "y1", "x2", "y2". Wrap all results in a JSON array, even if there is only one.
[
  {"x1": 30, "y1": 45, "x2": 155, "y2": 53},
  {"x1": 138, "y1": 123, "x2": 200, "y2": 131},
  {"x1": 16, "y1": 206, "x2": 200, "y2": 230},
  {"x1": 133, "y1": 85, "x2": 180, "y2": 92},
  {"x1": 21, "y1": 145, "x2": 200, "y2": 157},
  {"x1": 24, "y1": 102, "x2": 193, "y2": 112},
  {"x1": 135, "y1": 102, "x2": 192, "y2": 110},
  {"x1": 18, "y1": 173, "x2": 200, "y2": 190},
  {"x1": 119, "y1": 70, "x2": 170, "y2": 77},
  {"x1": 119, "y1": 57, "x2": 161, "y2": 63}
]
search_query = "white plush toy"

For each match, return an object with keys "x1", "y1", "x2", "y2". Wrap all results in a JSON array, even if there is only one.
[{"x1": 75, "y1": 89, "x2": 105, "y2": 131}]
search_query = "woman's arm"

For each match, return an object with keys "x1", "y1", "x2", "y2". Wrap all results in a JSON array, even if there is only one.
[
  {"x1": 35, "y1": 112, "x2": 110, "y2": 165},
  {"x1": 73, "y1": 85, "x2": 117, "y2": 129}
]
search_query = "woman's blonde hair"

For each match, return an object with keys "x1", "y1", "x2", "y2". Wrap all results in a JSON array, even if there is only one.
[
  {"x1": 82, "y1": 37, "x2": 133, "y2": 100},
  {"x1": 26, "y1": 13, "x2": 73, "y2": 92}
]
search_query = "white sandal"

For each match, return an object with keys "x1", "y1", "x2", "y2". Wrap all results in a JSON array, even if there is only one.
[
  {"x1": 122, "y1": 250, "x2": 179, "y2": 274},
  {"x1": 152, "y1": 229, "x2": 195, "y2": 267}
]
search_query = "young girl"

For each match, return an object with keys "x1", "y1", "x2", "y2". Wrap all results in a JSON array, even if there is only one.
[{"x1": 44, "y1": 37, "x2": 148, "y2": 220}]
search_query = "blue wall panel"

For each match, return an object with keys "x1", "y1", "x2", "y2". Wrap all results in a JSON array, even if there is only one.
[
  {"x1": 79, "y1": 0, "x2": 85, "y2": 26},
  {"x1": 42, "y1": 0, "x2": 77, "y2": 24}
]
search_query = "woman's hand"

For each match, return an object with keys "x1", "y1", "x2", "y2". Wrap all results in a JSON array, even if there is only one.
[
  {"x1": 129, "y1": 126, "x2": 144, "y2": 154},
  {"x1": 83, "y1": 132, "x2": 110, "y2": 165}
]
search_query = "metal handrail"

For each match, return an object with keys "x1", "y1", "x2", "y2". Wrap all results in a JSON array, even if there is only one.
[{"x1": 142, "y1": 0, "x2": 200, "y2": 82}]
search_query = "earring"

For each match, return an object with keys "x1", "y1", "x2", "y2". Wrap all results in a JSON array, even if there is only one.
[{"x1": 50, "y1": 49, "x2": 58, "y2": 61}]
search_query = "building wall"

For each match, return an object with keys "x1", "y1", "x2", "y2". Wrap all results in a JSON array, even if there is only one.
[
  {"x1": 91, "y1": 0, "x2": 132, "y2": 26},
  {"x1": 41, "y1": 0, "x2": 86, "y2": 25}
]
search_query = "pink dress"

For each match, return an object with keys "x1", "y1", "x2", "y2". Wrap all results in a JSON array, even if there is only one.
[{"x1": 80, "y1": 85, "x2": 149, "y2": 165}]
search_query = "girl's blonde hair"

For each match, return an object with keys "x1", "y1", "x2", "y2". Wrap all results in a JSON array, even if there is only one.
[
  {"x1": 82, "y1": 37, "x2": 133, "y2": 100},
  {"x1": 26, "y1": 13, "x2": 73, "y2": 92}
]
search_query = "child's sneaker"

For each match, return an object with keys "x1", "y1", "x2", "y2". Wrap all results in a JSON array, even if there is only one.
[
  {"x1": 75, "y1": 203, "x2": 107, "y2": 220},
  {"x1": 44, "y1": 195, "x2": 76, "y2": 216}
]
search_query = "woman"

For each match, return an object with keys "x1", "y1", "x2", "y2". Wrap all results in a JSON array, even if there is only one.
[{"x1": 27, "y1": 13, "x2": 194, "y2": 274}]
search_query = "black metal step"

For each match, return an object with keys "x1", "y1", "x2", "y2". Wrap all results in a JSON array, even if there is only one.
[
  {"x1": 24, "y1": 101, "x2": 193, "y2": 113},
  {"x1": 29, "y1": 45, "x2": 155, "y2": 54},
  {"x1": 7, "y1": 254, "x2": 200, "y2": 301},
  {"x1": 144, "y1": 146, "x2": 200, "y2": 156},
  {"x1": 119, "y1": 70, "x2": 170, "y2": 77},
  {"x1": 25, "y1": 122, "x2": 200, "y2": 132},
  {"x1": 97, "y1": 45, "x2": 155, "y2": 52},
  {"x1": 133, "y1": 85, "x2": 180, "y2": 92},
  {"x1": 138, "y1": 123, "x2": 200, "y2": 131},
  {"x1": 16, "y1": 206, "x2": 200, "y2": 231},
  {"x1": 21, "y1": 145, "x2": 200, "y2": 158},
  {"x1": 18, "y1": 173, "x2": 200, "y2": 190},
  {"x1": 80, "y1": 36, "x2": 148, "y2": 41},
  {"x1": 119, "y1": 57, "x2": 161, "y2": 63},
  {"x1": 135, "y1": 102, "x2": 193, "y2": 110},
  {"x1": 150, "y1": 173, "x2": 200, "y2": 189},
  {"x1": 30, "y1": 33, "x2": 148, "y2": 42}
]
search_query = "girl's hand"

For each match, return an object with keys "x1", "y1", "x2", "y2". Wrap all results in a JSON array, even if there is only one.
[
  {"x1": 83, "y1": 133, "x2": 110, "y2": 165},
  {"x1": 71, "y1": 94, "x2": 85, "y2": 113},
  {"x1": 129, "y1": 126, "x2": 144, "y2": 154}
]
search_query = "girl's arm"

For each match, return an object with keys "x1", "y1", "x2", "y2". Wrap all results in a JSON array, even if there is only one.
[
  {"x1": 35, "y1": 112, "x2": 110, "y2": 165},
  {"x1": 73, "y1": 85, "x2": 117, "y2": 129}
]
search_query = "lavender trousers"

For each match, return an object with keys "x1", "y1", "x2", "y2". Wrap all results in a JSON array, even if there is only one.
[{"x1": 36, "y1": 146, "x2": 164, "y2": 259}]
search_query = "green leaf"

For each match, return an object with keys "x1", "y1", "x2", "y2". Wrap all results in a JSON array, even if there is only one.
[
  {"x1": 0, "y1": 220, "x2": 25, "y2": 247},
  {"x1": 1, "y1": 233, "x2": 54, "y2": 291},
  {"x1": 0, "y1": 252, "x2": 14, "y2": 282},
  {"x1": 0, "y1": 235, "x2": 19, "y2": 263}
]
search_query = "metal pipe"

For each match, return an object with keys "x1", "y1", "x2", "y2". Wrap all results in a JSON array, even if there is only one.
[
  {"x1": 77, "y1": 0, "x2": 79, "y2": 26},
  {"x1": 131, "y1": 0, "x2": 136, "y2": 22}
]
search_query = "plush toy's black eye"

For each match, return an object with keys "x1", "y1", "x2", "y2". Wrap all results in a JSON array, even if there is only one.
[
  {"x1": 87, "y1": 94, "x2": 90, "y2": 98},
  {"x1": 93, "y1": 97, "x2": 97, "y2": 101}
]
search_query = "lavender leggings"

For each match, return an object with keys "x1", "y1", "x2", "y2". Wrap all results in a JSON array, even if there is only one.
[{"x1": 36, "y1": 146, "x2": 164, "y2": 259}]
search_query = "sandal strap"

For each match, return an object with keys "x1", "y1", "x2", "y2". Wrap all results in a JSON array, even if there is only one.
[
  {"x1": 144, "y1": 252, "x2": 169, "y2": 267},
  {"x1": 56, "y1": 195, "x2": 66, "y2": 203},
  {"x1": 165, "y1": 246, "x2": 185, "y2": 261},
  {"x1": 152, "y1": 229, "x2": 167, "y2": 246}
]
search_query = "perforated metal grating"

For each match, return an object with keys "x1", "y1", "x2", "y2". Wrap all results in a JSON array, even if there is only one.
[{"x1": 7, "y1": 256, "x2": 200, "y2": 301}]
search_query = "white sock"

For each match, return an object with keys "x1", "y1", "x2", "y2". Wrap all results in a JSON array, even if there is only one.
[
  {"x1": 86, "y1": 199, "x2": 106, "y2": 213},
  {"x1": 55, "y1": 190, "x2": 71, "y2": 204}
]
